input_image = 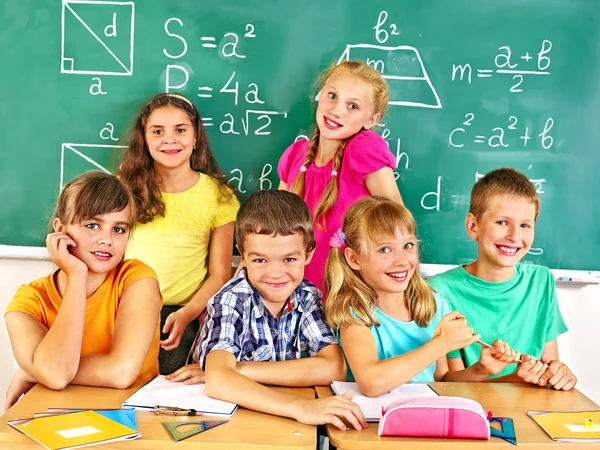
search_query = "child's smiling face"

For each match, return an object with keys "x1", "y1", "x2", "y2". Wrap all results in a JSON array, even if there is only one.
[
  {"x1": 316, "y1": 71, "x2": 381, "y2": 143},
  {"x1": 467, "y1": 194, "x2": 536, "y2": 272}
]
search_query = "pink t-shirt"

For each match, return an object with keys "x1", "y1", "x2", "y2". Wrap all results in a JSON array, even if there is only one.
[{"x1": 278, "y1": 130, "x2": 397, "y2": 295}]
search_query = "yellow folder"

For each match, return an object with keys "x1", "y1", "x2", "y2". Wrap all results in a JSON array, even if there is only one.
[
  {"x1": 527, "y1": 410, "x2": 600, "y2": 443},
  {"x1": 9, "y1": 410, "x2": 140, "y2": 449}
]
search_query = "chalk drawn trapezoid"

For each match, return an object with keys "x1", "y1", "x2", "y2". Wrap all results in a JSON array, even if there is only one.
[{"x1": 338, "y1": 44, "x2": 442, "y2": 109}]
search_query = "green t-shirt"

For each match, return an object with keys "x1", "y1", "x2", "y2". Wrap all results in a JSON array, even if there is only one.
[{"x1": 428, "y1": 263, "x2": 567, "y2": 378}]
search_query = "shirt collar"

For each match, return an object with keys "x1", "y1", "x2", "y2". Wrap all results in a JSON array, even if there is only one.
[{"x1": 238, "y1": 268, "x2": 305, "y2": 318}]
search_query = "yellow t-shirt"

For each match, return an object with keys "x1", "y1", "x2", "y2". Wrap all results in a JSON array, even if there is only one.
[
  {"x1": 5, "y1": 259, "x2": 160, "y2": 380},
  {"x1": 125, "y1": 174, "x2": 239, "y2": 306}
]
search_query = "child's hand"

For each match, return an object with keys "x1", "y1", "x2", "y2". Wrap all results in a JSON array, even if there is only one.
[
  {"x1": 46, "y1": 232, "x2": 87, "y2": 277},
  {"x1": 291, "y1": 390, "x2": 367, "y2": 431},
  {"x1": 478, "y1": 340, "x2": 521, "y2": 375},
  {"x1": 5, "y1": 369, "x2": 37, "y2": 410},
  {"x1": 537, "y1": 354, "x2": 577, "y2": 390},
  {"x1": 166, "y1": 364, "x2": 205, "y2": 385},
  {"x1": 160, "y1": 308, "x2": 193, "y2": 351},
  {"x1": 434, "y1": 311, "x2": 480, "y2": 353},
  {"x1": 516, "y1": 354, "x2": 549, "y2": 385}
]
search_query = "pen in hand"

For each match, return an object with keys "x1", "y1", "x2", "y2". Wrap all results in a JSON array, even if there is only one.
[{"x1": 476, "y1": 339, "x2": 523, "y2": 364}]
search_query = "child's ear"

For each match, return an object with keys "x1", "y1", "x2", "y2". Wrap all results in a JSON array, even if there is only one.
[
  {"x1": 465, "y1": 213, "x2": 479, "y2": 241},
  {"x1": 53, "y1": 218, "x2": 64, "y2": 232},
  {"x1": 344, "y1": 247, "x2": 361, "y2": 271},
  {"x1": 304, "y1": 248, "x2": 315, "y2": 265},
  {"x1": 363, "y1": 112, "x2": 382, "y2": 130}
]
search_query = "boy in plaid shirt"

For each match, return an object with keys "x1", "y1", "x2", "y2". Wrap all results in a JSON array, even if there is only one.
[{"x1": 168, "y1": 190, "x2": 366, "y2": 431}]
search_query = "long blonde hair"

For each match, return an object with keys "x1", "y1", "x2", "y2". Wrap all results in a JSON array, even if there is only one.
[
  {"x1": 324, "y1": 196, "x2": 436, "y2": 329},
  {"x1": 290, "y1": 61, "x2": 389, "y2": 230}
]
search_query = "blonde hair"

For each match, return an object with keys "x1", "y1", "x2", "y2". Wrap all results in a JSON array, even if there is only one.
[
  {"x1": 470, "y1": 168, "x2": 540, "y2": 220},
  {"x1": 235, "y1": 190, "x2": 316, "y2": 256},
  {"x1": 324, "y1": 196, "x2": 436, "y2": 329},
  {"x1": 53, "y1": 171, "x2": 136, "y2": 230},
  {"x1": 290, "y1": 61, "x2": 389, "y2": 230}
]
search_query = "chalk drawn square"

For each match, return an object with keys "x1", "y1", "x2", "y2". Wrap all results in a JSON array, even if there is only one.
[
  {"x1": 61, "y1": 0, "x2": 135, "y2": 76},
  {"x1": 60, "y1": 143, "x2": 126, "y2": 190},
  {"x1": 338, "y1": 44, "x2": 442, "y2": 109}
]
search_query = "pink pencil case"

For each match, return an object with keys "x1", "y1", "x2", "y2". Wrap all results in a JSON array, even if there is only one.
[{"x1": 378, "y1": 396, "x2": 491, "y2": 439}]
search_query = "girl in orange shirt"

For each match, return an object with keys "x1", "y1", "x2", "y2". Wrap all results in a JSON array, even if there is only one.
[{"x1": 4, "y1": 172, "x2": 162, "y2": 410}]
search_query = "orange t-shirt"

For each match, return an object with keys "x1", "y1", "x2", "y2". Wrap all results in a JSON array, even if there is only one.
[{"x1": 5, "y1": 259, "x2": 161, "y2": 380}]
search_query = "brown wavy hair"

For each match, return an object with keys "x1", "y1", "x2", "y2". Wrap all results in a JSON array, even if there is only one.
[
  {"x1": 324, "y1": 196, "x2": 437, "y2": 329},
  {"x1": 290, "y1": 61, "x2": 389, "y2": 230},
  {"x1": 53, "y1": 171, "x2": 136, "y2": 231},
  {"x1": 118, "y1": 93, "x2": 234, "y2": 224}
]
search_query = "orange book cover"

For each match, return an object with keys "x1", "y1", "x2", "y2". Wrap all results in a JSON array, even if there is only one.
[
  {"x1": 8, "y1": 410, "x2": 140, "y2": 449},
  {"x1": 528, "y1": 410, "x2": 600, "y2": 442}
]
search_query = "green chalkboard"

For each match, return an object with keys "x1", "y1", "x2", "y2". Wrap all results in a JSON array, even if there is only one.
[{"x1": 1, "y1": 0, "x2": 599, "y2": 270}]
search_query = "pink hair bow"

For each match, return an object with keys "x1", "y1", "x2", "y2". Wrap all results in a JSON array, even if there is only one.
[{"x1": 329, "y1": 229, "x2": 346, "y2": 249}]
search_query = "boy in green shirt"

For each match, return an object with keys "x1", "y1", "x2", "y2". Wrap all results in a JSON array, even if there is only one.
[{"x1": 429, "y1": 168, "x2": 577, "y2": 390}]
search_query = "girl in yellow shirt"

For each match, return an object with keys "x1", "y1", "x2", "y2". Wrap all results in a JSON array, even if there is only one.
[{"x1": 119, "y1": 93, "x2": 239, "y2": 374}]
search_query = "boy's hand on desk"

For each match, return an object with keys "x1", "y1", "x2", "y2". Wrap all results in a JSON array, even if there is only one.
[
  {"x1": 479, "y1": 340, "x2": 521, "y2": 375},
  {"x1": 290, "y1": 390, "x2": 367, "y2": 431},
  {"x1": 5, "y1": 369, "x2": 37, "y2": 410},
  {"x1": 166, "y1": 364, "x2": 205, "y2": 385},
  {"x1": 516, "y1": 354, "x2": 548, "y2": 385},
  {"x1": 538, "y1": 355, "x2": 577, "y2": 391}
]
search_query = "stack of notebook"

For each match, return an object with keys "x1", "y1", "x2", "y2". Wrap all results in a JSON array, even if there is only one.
[{"x1": 8, "y1": 408, "x2": 139, "y2": 449}]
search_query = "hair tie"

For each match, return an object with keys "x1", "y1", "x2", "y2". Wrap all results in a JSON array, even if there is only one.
[
  {"x1": 300, "y1": 166, "x2": 307, "y2": 173},
  {"x1": 329, "y1": 229, "x2": 346, "y2": 249},
  {"x1": 331, "y1": 170, "x2": 338, "y2": 177}
]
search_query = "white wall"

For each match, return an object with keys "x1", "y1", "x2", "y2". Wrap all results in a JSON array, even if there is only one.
[{"x1": 0, "y1": 257, "x2": 598, "y2": 414}]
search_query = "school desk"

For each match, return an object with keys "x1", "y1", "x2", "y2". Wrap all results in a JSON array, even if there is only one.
[
  {"x1": 316, "y1": 382, "x2": 600, "y2": 450},
  {"x1": 0, "y1": 380, "x2": 317, "y2": 449}
]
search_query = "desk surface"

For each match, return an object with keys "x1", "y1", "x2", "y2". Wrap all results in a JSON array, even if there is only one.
[
  {"x1": 0, "y1": 380, "x2": 316, "y2": 450},
  {"x1": 316, "y1": 382, "x2": 600, "y2": 450}
]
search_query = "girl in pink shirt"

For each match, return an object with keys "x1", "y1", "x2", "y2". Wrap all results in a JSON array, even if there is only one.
[{"x1": 278, "y1": 61, "x2": 403, "y2": 294}]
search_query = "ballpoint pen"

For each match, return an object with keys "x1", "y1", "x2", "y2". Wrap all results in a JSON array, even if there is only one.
[{"x1": 152, "y1": 406, "x2": 200, "y2": 416}]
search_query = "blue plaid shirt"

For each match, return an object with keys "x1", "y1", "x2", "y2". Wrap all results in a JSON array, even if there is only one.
[{"x1": 193, "y1": 269, "x2": 337, "y2": 369}]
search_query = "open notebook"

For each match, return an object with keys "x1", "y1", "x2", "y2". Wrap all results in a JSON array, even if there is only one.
[
  {"x1": 123, "y1": 375, "x2": 238, "y2": 417},
  {"x1": 331, "y1": 381, "x2": 438, "y2": 422}
]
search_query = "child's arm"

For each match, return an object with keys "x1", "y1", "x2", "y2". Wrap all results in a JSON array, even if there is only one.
[
  {"x1": 5, "y1": 232, "x2": 89, "y2": 390},
  {"x1": 341, "y1": 311, "x2": 478, "y2": 398},
  {"x1": 364, "y1": 167, "x2": 403, "y2": 204},
  {"x1": 69, "y1": 276, "x2": 161, "y2": 388},
  {"x1": 161, "y1": 222, "x2": 234, "y2": 351},
  {"x1": 205, "y1": 350, "x2": 366, "y2": 430},
  {"x1": 167, "y1": 345, "x2": 345, "y2": 386},
  {"x1": 278, "y1": 180, "x2": 289, "y2": 190},
  {"x1": 235, "y1": 344, "x2": 345, "y2": 386},
  {"x1": 441, "y1": 340, "x2": 521, "y2": 381}
]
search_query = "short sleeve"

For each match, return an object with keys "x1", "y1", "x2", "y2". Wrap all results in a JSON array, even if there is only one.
[
  {"x1": 542, "y1": 270, "x2": 568, "y2": 343},
  {"x1": 344, "y1": 130, "x2": 396, "y2": 178},
  {"x1": 198, "y1": 292, "x2": 245, "y2": 369},
  {"x1": 117, "y1": 259, "x2": 159, "y2": 293},
  {"x1": 5, "y1": 285, "x2": 46, "y2": 323},
  {"x1": 213, "y1": 186, "x2": 240, "y2": 229},
  {"x1": 299, "y1": 296, "x2": 338, "y2": 357},
  {"x1": 277, "y1": 139, "x2": 309, "y2": 184}
]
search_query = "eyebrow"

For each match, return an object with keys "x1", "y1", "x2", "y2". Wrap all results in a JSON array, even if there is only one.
[
  {"x1": 90, "y1": 217, "x2": 131, "y2": 227},
  {"x1": 248, "y1": 251, "x2": 302, "y2": 258},
  {"x1": 147, "y1": 123, "x2": 190, "y2": 128}
]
